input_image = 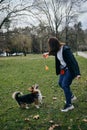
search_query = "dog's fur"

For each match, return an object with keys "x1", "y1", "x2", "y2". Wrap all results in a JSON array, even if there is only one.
[{"x1": 12, "y1": 84, "x2": 42, "y2": 109}]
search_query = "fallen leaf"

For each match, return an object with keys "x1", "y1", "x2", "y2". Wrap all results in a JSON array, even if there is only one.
[
  {"x1": 42, "y1": 96, "x2": 46, "y2": 98},
  {"x1": 52, "y1": 97, "x2": 57, "y2": 100},
  {"x1": 82, "y1": 119, "x2": 87, "y2": 122},
  {"x1": 33, "y1": 115, "x2": 39, "y2": 119},
  {"x1": 49, "y1": 126, "x2": 53, "y2": 130},
  {"x1": 68, "y1": 126, "x2": 72, "y2": 130},
  {"x1": 49, "y1": 120, "x2": 54, "y2": 124},
  {"x1": 49, "y1": 124, "x2": 60, "y2": 130},
  {"x1": 70, "y1": 119, "x2": 73, "y2": 122},
  {"x1": 24, "y1": 118, "x2": 30, "y2": 121}
]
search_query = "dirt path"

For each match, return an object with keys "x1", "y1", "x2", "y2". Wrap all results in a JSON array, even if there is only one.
[{"x1": 78, "y1": 51, "x2": 87, "y2": 59}]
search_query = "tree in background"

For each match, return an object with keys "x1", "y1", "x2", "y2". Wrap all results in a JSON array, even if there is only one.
[
  {"x1": 0, "y1": 24, "x2": 87, "y2": 55},
  {"x1": 0, "y1": 0, "x2": 87, "y2": 55},
  {"x1": 74, "y1": 22, "x2": 86, "y2": 52},
  {"x1": 31, "y1": 0, "x2": 87, "y2": 40},
  {"x1": 0, "y1": 0, "x2": 34, "y2": 29},
  {"x1": 10, "y1": 33, "x2": 32, "y2": 56}
]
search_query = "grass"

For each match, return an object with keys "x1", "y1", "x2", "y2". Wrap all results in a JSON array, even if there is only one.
[{"x1": 0, "y1": 54, "x2": 87, "y2": 130}]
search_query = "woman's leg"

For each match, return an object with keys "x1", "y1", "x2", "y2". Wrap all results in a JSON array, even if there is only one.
[{"x1": 59, "y1": 69, "x2": 73, "y2": 105}]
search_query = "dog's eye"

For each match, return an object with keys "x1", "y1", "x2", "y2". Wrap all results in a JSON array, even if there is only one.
[{"x1": 36, "y1": 86, "x2": 38, "y2": 89}]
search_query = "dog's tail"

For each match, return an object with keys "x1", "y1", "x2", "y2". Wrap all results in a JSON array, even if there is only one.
[{"x1": 12, "y1": 91, "x2": 23, "y2": 100}]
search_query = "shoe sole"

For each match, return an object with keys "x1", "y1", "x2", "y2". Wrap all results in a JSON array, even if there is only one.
[{"x1": 61, "y1": 106, "x2": 74, "y2": 112}]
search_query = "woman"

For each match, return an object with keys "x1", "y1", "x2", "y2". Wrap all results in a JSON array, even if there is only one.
[{"x1": 43, "y1": 37, "x2": 81, "y2": 112}]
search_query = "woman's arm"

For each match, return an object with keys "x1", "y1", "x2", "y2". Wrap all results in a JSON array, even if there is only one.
[
  {"x1": 63, "y1": 46, "x2": 81, "y2": 78},
  {"x1": 43, "y1": 52, "x2": 49, "y2": 58}
]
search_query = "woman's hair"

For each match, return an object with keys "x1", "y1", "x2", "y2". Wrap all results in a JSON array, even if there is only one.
[{"x1": 48, "y1": 37, "x2": 61, "y2": 55}]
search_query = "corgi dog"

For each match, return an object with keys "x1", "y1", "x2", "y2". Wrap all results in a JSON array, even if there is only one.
[{"x1": 12, "y1": 84, "x2": 42, "y2": 109}]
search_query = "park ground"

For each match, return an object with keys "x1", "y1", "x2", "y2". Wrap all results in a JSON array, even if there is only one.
[{"x1": 0, "y1": 54, "x2": 87, "y2": 130}]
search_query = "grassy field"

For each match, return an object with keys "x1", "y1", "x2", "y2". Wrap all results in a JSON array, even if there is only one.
[{"x1": 0, "y1": 54, "x2": 87, "y2": 130}]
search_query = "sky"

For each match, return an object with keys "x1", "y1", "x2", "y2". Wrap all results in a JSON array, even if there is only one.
[
  {"x1": 79, "y1": 12, "x2": 87, "y2": 29},
  {"x1": 77, "y1": 1, "x2": 87, "y2": 29},
  {"x1": 1, "y1": 0, "x2": 87, "y2": 31}
]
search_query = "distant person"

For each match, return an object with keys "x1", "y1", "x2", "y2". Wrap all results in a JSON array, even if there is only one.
[{"x1": 43, "y1": 37, "x2": 81, "y2": 112}]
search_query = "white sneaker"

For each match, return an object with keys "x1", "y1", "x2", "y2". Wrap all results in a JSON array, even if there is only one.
[
  {"x1": 25, "y1": 106, "x2": 29, "y2": 109},
  {"x1": 61, "y1": 104, "x2": 74, "y2": 112},
  {"x1": 25, "y1": 104, "x2": 29, "y2": 109},
  {"x1": 64, "y1": 96, "x2": 77, "y2": 103},
  {"x1": 71, "y1": 96, "x2": 77, "y2": 102}
]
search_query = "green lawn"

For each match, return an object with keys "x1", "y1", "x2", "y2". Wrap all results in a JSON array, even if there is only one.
[{"x1": 0, "y1": 54, "x2": 87, "y2": 130}]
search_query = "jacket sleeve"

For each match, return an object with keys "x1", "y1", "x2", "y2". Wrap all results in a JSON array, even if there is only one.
[{"x1": 63, "y1": 46, "x2": 81, "y2": 78}]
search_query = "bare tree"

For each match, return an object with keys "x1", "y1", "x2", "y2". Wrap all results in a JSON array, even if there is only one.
[
  {"x1": 28, "y1": 0, "x2": 87, "y2": 39},
  {"x1": 0, "y1": 0, "x2": 34, "y2": 29}
]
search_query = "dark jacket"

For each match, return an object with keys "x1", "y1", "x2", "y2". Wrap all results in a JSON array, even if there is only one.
[{"x1": 55, "y1": 45, "x2": 80, "y2": 78}]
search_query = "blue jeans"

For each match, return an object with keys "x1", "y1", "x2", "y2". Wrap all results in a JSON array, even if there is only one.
[{"x1": 58, "y1": 69, "x2": 73, "y2": 105}]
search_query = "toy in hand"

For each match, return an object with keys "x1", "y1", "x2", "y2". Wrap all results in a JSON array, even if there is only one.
[
  {"x1": 43, "y1": 53, "x2": 49, "y2": 71},
  {"x1": 43, "y1": 52, "x2": 49, "y2": 58},
  {"x1": 45, "y1": 65, "x2": 49, "y2": 71}
]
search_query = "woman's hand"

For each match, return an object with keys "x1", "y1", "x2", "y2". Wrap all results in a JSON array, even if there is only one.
[
  {"x1": 76, "y1": 75, "x2": 81, "y2": 80},
  {"x1": 43, "y1": 52, "x2": 49, "y2": 58}
]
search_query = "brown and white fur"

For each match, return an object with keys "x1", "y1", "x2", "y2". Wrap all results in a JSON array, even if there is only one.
[{"x1": 12, "y1": 84, "x2": 42, "y2": 109}]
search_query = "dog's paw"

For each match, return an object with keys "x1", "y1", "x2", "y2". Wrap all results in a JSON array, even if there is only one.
[
  {"x1": 25, "y1": 106, "x2": 29, "y2": 109},
  {"x1": 35, "y1": 105, "x2": 40, "y2": 109}
]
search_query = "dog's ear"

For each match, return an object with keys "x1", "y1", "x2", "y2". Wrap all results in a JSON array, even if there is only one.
[
  {"x1": 35, "y1": 84, "x2": 39, "y2": 89},
  {"x1": 28, "y1": 87, "x2": 34, "y2": 92},
  {"x1": 28, "y1": 88, "x2": 31, "y2": 91}
]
